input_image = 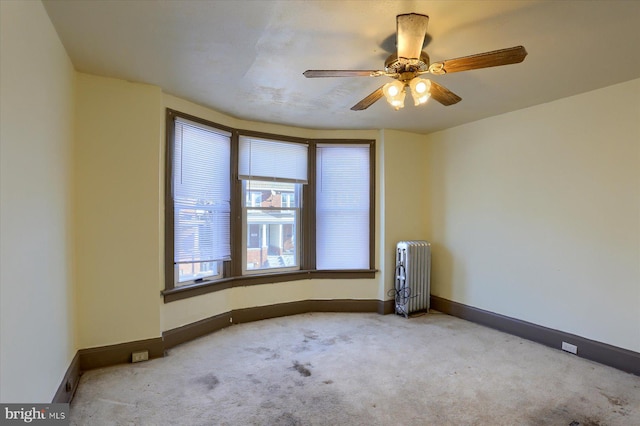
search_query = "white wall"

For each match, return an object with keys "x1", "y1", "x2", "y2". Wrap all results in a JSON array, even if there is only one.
[
  {"x1": 0, "y1": 1, "x2": 76, "y2": 402},
  {"x1": 427, "y1": 79, "x2": 640, "y2": 352}
]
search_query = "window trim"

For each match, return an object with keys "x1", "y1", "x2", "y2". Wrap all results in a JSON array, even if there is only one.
[{"x1": 163, "y1": 109, "x2": 376, "y2": 303}]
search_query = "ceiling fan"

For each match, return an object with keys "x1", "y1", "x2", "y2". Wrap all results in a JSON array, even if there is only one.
[{"x1": 303, "y1": 13, "x2": 527, "y2": 111}]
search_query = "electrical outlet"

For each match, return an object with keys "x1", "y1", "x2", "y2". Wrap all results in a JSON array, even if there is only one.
[
  {"x1": 562, "y1": 342, "x2": 578, "y2": 354},
  {"x1": 132, "y1": 350, "x2": 149, "y2": 363}
]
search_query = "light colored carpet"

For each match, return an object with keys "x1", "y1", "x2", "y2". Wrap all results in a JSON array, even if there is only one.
[{"x1": 70, "y1": 312, "x2": 640, "y2": 425}]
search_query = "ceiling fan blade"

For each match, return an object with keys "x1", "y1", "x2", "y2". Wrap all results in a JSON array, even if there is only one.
[
  {"x1": 351, "y1": 86, "x2": 385, "y2": 111},
  {"x1": 397, "y1": 13, "x2": 429, "y2": 60},
  {"x1": 429, "y1": 46, "x2": 527, "y2": 74},
  {"x1": 303, "y1": 70, "x2": 384, "y2": 78},
  {"x1": 429, "y1": 80, "x2": 461, "y2": 106}
]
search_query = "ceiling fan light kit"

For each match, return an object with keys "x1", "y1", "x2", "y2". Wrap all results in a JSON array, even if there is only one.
[
  {"x1": 382, "y1": 80, "x2": 406, "y2": 110},
  {"x1": 303, "y1": 13, "x2": 527, "y2": 111}
]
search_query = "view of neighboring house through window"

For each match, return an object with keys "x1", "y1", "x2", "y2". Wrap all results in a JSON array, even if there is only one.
[{"x1": 243, "y1": 180, "x2": 300, "y2": 272}]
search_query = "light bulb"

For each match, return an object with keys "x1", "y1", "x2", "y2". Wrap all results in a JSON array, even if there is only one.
[
  {"x1": 383, "y1": 81, "x2": 406, "y2": 110},
  {"x1": 409, "y1": 78, "x2": 432, "y2": 106}
]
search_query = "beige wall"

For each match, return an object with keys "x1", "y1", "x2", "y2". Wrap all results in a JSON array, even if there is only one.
[
  {"x1": 161, "y1": 279, "x2": 380, "y2": 331},
  {"x1": 427, "y1": 79, "x2": 640, "y2": 352},
  {"x1": 379, "y1": 129, "x2": 431, "y2": 299},
  {"x1": 0, "y1": 1, "x2": 76, "y2": 402},
  {"x1": 75, "y1": 74, "x2": 163, "y2": 348}
]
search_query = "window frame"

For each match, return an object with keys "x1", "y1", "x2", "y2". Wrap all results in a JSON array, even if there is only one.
[{"x1": 163, "y1": 109, "x2": 376, "y2": 303}]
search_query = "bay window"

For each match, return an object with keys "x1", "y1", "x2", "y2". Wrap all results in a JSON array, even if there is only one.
[{"x1": 164, "y1": 109, "x2": 375, "y2": 301}]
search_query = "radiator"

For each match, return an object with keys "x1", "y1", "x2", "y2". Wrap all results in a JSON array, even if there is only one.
[{"x1": 394, "y1": 241, "x2": 431, "y2": 317}]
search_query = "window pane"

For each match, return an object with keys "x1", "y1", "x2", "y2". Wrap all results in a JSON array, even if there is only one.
[
  {"x1": 243, "y1": 180, "x2": 300, "y2": 273},
  {"x1": 173, "y1": 119, "x2": 231, "y2": 264},
  {"x1": 316, "y1": 144, "x2": 370, "y2": 269}
]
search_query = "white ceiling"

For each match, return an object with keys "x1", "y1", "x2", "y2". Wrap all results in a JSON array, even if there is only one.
[{"x1": 43, "y1": 0, "x2": 640, "y2": 134}]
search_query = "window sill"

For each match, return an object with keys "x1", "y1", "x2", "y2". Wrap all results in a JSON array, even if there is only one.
[{"x1": 162, "y1": 269, "x2": 378, "y2": 303}]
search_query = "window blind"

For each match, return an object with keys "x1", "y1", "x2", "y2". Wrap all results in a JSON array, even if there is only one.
[
  {"x1": 238, "y1": 136, "x2": 308, "y2": 183},
  {"x1": 173, "y1": 118, "x2": 231, "y2": 263},
  {"x1": 316, "y1": 144, "x2": 370, "y2": 270}
]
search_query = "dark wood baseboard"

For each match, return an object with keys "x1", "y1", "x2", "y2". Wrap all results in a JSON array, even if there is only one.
[
  {"x1": 78, "y1": 337, "x2": 164, "y2": 371},
  {"x1": 163, "y1": 311, "x2": 232, "y2": 349},
  {"x1": 378, "y1": 299, "x2": 395, "y2": 315},
  {"x1": 431, "y1": 295, "x2": 640, "y2": 376},
  {"x1": 231, "y1": 299, "x2": 384, "y2": 324},
  {"x1": 309, "y1": 299, "x2": 382, "y2": 313},
  {"x1": 52, "y1": 351, "x2": 80, "y2": 403},
  {"x1": 163, "y1": 299, "x2": 388, "y2": 349},
  {"x1": 231, "y1": 300, "x2": 313, "y2": 324}
]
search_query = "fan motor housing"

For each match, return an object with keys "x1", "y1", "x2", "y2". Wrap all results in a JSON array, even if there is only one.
[{"x1": 385, "y1": 51, "x2": 430, "y2": 77}]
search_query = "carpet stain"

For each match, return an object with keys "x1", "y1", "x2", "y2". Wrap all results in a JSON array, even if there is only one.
[
  {"x1": 267, "y1": 384, "x2": 281, "y2": 392},
  {"x1": 323, "y1": 380, "x2": 333, "y2": 384},
  {"x1": 272, "y1": 412, "x2": 302, "y2": 426},
  {"x1": 601, "y1": 392, "x2": 626, "y2": 407},
  {"x1": 194, "y1": 373, "x2": 219, "y2": 391},
  {"x1": 338, "y1": 334, "x2": 352, "y2": 343},
  {"x1": 260, "y1": 401, "x2": 275, "y2": 409},
  {"x1": 319, "y1": 334, "x2": 353, "y2": 346},
  {"x1": 568, "y1": 418, "x2": 605, "y2": 426},
  {"x1": 245, "y1": 346, "x2": 271, "y2": 354},
  {"x1": 599, "y1": 391, "x2": 631, "y2": 416},
  {"x1": 303, "y1": 330, "x2": 319, "y2": 340},
  {"x1": 291, "y1": 360, "x2": 312, "y2": 377},
  {"x1": 292, "y1": 344, "x2": 310, "y2": 353},
  {"x1": 246, "y1": 374, "x2": 262, "y2": 385}
]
